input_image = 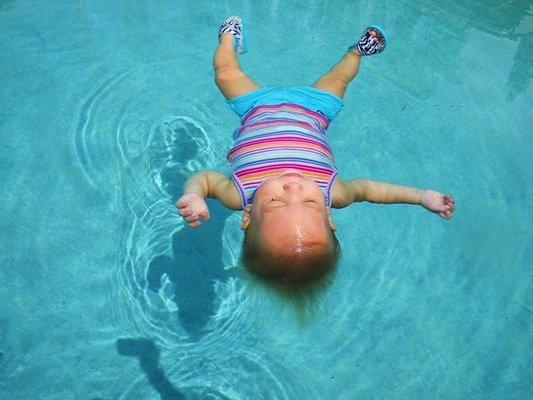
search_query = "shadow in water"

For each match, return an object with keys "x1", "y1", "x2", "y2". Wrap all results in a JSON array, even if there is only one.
[
  {"x1": 116, "y1": 338, "x2": 184, "y2": 400},
  {"x1": 149, "y1": 117, "x2": 236, "y2": 339},
  {"x1": 148, "y1": 199, "x2": 234, "y2": 339},
  {"x1": 115, "y1": 338, "x2": 234, "y2": 400}
]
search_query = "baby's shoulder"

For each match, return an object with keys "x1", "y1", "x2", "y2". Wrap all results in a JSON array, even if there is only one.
[
  {"x1": 212, "y1": 173, "x2": 242, "y2": 210},
  {"x1": 330, "y1": 177, "x2": 353, "y2": 208}
]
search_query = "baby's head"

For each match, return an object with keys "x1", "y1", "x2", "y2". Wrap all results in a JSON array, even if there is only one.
[{"x1": 240, "y1": 171, "x2": 340, "y2": 311}]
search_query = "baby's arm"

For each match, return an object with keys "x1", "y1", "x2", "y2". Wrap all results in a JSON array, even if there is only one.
[
  {"x1": 176, "y1": 170, "x2": 241, "y2": 227},
  {"x1": 332, "y1": 178, "x2": 455, "y2": 219}
]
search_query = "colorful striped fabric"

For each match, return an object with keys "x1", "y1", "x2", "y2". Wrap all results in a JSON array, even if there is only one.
[{"x1": 227, "y1": 103, "x2": 338, "y2": 208}]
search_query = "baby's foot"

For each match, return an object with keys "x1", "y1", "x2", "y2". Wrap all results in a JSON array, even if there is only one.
[
  {"x1": 348, "y1": 26, "x2": 387, "y2": 56},
  {"x1": 218, "y1": 16, "x2": 247, "y2": 55}
]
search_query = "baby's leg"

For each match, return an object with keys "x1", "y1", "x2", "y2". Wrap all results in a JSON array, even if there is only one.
[
  {"x1": 311, "y1": 51, "x2": 361, "y2": 99},
  {"x1": 312, "y1": 27, "x2": 386, "y2": 98},
  {"x1": 213, "y1": 35, "x2": 260, "y2": 100}
]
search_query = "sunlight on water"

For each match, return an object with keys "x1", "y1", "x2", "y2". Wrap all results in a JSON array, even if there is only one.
[{"x1": 0, "y1": 0, "x2": 530, "y2": 399}]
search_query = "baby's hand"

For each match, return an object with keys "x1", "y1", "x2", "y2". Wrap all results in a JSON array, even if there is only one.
[
  {"x1": 420, "y1": 190, "x2": 456, "y2": 220},
  {"x1": 176, "y1": 192, "x2": 210, "y2": 228}
]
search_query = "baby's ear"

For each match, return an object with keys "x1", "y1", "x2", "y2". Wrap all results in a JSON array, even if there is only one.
[
  {"x1": 327, "y1": 207, "x2": 337, "y2": 232},
  {"x1": 241, "y1": 204, "x2": 253, "y2": 230}
]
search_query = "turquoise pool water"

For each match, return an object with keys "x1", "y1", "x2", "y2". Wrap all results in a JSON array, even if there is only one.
[{"x1": 0, "y1": 1, "x2": 531, "y2": 399}]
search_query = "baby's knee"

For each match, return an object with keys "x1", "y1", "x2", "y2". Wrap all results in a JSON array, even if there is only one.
[{"x1": 214, "y1": 64, "x2": 245, "y2": 85}]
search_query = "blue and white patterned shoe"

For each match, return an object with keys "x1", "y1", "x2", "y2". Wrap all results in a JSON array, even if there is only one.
[
  {"x1": 218, "y1": 16, "x2": 247, "y2": 55},
  {"x1": 348, "y1": 26, "x2": 387, "y2": 56}
]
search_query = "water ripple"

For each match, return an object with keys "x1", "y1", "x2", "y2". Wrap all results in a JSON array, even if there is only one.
[{"x1": 72, "y1": 62, "x2": 286, "y2": 395}]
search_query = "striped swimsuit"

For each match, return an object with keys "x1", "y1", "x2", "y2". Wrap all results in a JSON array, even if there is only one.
[{"x1": 227, "y1": 103, "x2": 338, "y2": 208}]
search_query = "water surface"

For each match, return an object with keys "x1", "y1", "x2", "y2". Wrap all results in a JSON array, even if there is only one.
[{"x1": 0, "y1": 1, "x2": 531, "y2": 399}]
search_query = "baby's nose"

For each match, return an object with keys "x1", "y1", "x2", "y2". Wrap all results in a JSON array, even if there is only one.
[{"x1": 283, "y1": 181, "x2": 303, "y2": 191}]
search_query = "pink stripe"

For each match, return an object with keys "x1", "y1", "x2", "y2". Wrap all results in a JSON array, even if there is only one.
[
  {"x1": 242, "y1": 179, "x2": 329, "y2": 187},
  {"x1": 229, "y1": 148, "x2": 333, "y2": 164},
  {"x1": 234, "y1": 118, "x2": 321, "y2": 137},
  {"x1": 228, "y1": 137, "x2": 331, "y2": 158},
  {"x1": 229, "y1": 136, "x2": 329, "y2": 154},
  {"x1": 235, "y1": 164, "x2": 333, "y2": 177},
  {"x1": 242, "y1": 103, "x2": 329, "y2": 128},
  {"x1": 247, "y1": 119, "x2": 317, "y2": 130},
  {"x1": 238, "y1": 163, "x2": 332, "y2": 172}
]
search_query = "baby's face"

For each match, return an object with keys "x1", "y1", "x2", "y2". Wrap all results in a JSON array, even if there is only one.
[{"x1": 248, "y1": 170, "x2": 335, "y2": 250}]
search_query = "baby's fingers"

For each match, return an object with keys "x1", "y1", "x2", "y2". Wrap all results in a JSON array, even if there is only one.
[
  {"x1": 443, "y1": 197, "x2": 456, "y2": 213},
  {"x1": 438, "y1": 209, "x2": 454, "y2": 219},
  {"x1": 443, "y1": 195, "x2": 455, "y2": 206},
  {"x1": 185, "y1": 214, "x2": 199, "y2": 223},
  {"x1": 177, "y1": 207, "x2": 191, "y2": 217},
  {"x1": 184, "y1": 214, "x2": 202, "y2": 228},
  {"x1": 176, "y1": 199, "x2": 188, "y2": 209}
]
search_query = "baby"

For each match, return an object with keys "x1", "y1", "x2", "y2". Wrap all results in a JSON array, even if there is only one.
[{"x1": 177, "y1": 17, "x2": 455, "y2": 291}]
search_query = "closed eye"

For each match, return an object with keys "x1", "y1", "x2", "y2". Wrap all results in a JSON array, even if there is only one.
[
  {"x1": 262, "y1": 197, "x2": 323, "y2": 207},
  {"x1": 265, "y1": 197, "x2": 285, "y2": 204}
]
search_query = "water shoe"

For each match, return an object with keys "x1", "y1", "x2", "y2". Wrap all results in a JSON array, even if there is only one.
[
  {"x1": 348, "y1": 26, "x2": 387, "y2": 56},
  {"x1": 219, "y1": 16, "x2": 247, "y2": 55}
]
